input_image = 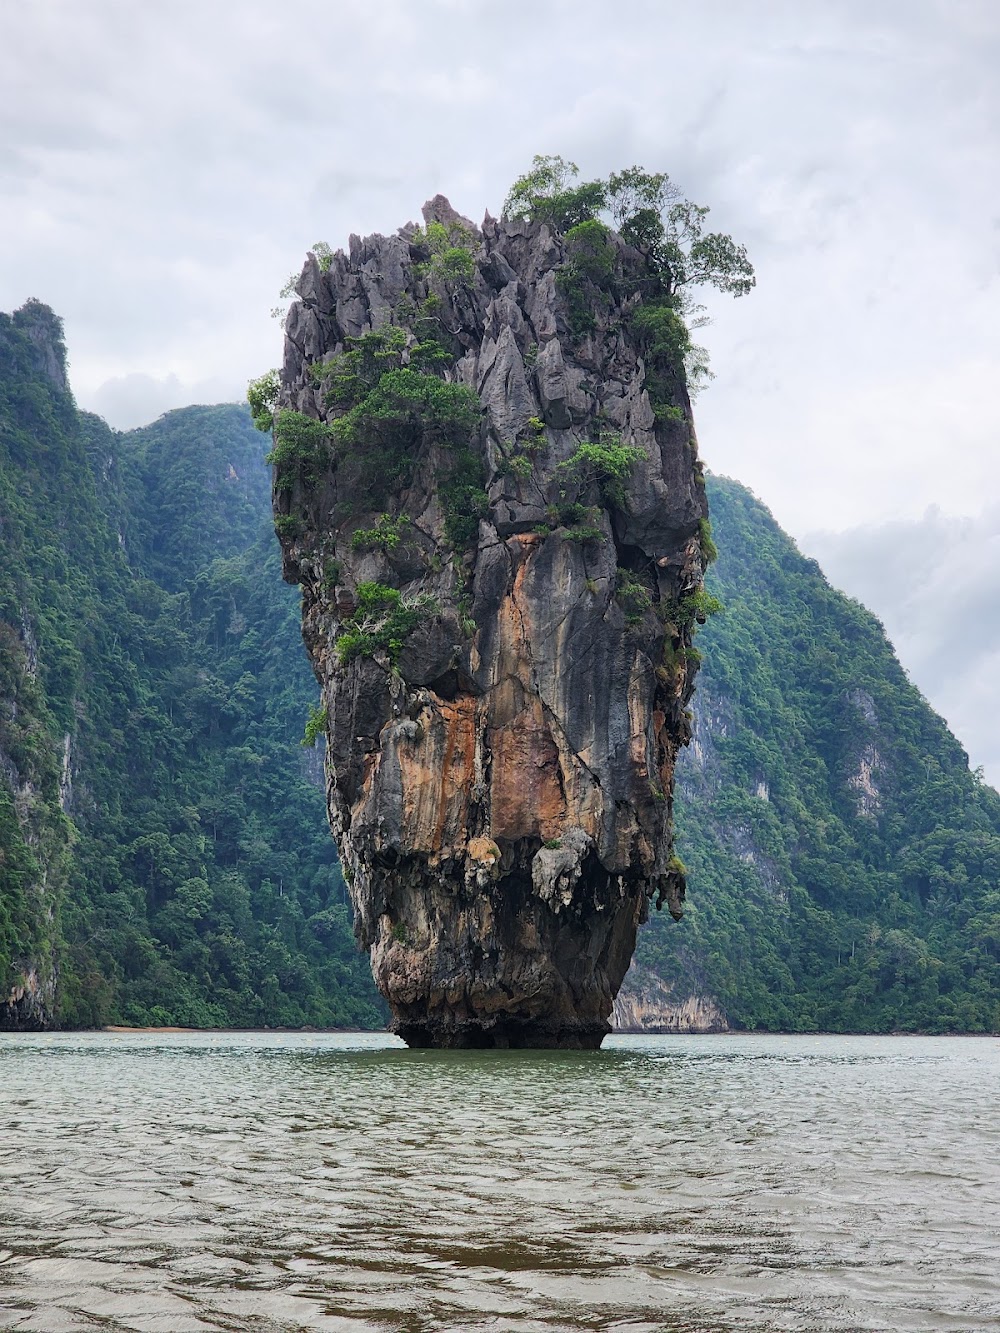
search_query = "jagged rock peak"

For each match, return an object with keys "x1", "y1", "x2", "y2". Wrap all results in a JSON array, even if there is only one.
[
  {"x1": 274, "y1": 196, "x2": 711, "y2": 1047},
  {"x1": 420, "y1": 194, "x2": 480, "y2": 237},
  {"x1": 7, "y1": 300, "x2": 69, "y2": 394}
]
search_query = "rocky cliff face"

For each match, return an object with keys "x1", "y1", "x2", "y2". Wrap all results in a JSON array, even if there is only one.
[
  {"x1": 1, "y1": 964, "x2": 56, "y2": 1030},
  {"x1": 275, "y1": 197, "x2": 710, "y2": 1047},
  {"x1": 612, "y1": 963, "x2": 728, "y2": 1033}
]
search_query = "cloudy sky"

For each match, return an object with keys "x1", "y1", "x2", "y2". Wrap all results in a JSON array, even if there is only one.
[{"x1": 2, "y1": 0, "x2": 998, "y2": 777}]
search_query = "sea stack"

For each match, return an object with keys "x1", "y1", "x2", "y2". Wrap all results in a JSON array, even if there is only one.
[{"x1": 272, "y1": 195, "x2": 710, "y2": 1047}]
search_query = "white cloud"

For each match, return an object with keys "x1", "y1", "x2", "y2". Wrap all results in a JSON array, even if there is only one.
[
  {"x1": 807, "y1": 505, "x2": 1000, "y2": 787},
  {"x1": 1, "y1": 0, "x2": 999, "y2": 762},
  {"x1": 84, "y1": 372, "x2": 242, "y2": 432}
]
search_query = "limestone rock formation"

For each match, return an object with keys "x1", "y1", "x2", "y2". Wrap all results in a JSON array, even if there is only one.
[
  {"x1": 2, "y1": 964, "x2": 56, "y2": 1031},
  {"x1": 274, "y1": 198, "x2": 711, "y2": 1047},
  {"x1": 612, "y1": 962, "x2": 729, "y2": 1034}
]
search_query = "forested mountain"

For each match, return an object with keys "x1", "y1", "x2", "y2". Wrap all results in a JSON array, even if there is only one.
[
  {"x1": 0, "y1": 302, "x2": 382, "y2": 1029},
  {"x1": 635, "y1": 478, "x2": 1000, "y2": 1033},
  {"x1": 2, "y1": 301, "x2": 998, "y2": 1032}
]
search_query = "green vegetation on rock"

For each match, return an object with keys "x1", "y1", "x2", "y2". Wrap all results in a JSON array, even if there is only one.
[
  {"x1": 335, "y1": 582, "x2": 436, "y2": 666},
  {"x1": 557, "y1": 436, "x2": 646, "y2": 509},
  {"x1": 504, "y1": 155, "x2": 755, "y2": 300},
  {"x1": 502, "y1": 155, "x2": 608, "y2": 234},
  {"x1": 266, "y1": 410, "x2": 332, "y2": 493},
  {"x1": 409, "y1": 219, "x2": 478, "y2": 283},
  {"x1": 505, "y1": 155, "x2": 752, "y2": 380},
  {"x1": 247, "y1": 369, "x2": 280, "y2": 431},
  {"x1": 302, "y1": 327, "x2": 482, "y2": 523}
]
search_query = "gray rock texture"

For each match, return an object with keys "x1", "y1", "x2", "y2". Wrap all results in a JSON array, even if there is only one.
[
  {"x1": 10, "y1": 299, "x2": 69, "y2": 394},
  {"x1": 612, "y1": 962, "x2": 729, "y2": 1033},
  {"x1": 1, "y1": 964, "x2": 56, "y2": 1031},
  {"x1": 275, "y1": 199, "x2": 710, "y2": 1047}
]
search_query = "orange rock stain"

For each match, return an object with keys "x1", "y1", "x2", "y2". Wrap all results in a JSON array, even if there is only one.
[{"x1": 396, "y1": 696, "x2": 477, "y2": 857}]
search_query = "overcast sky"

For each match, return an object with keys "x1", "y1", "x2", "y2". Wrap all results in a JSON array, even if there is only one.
[{"x1": 1, "y1": 0, "x2": 998, "y2": 778}]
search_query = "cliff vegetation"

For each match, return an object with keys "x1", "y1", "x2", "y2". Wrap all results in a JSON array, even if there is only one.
[
  {"x1": 634, "y1": 477, "x2": 1000, "y2": 1033},
  {"x1": 0, "y1": 304, "x2": 381, "y2": 1029}
]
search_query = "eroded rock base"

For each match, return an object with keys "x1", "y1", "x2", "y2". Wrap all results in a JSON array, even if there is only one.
[
  {"x1": 366, "y1": 862, "x2": 647, "y2": 1050},
  {"x1": 395, "y1": 1019, "x2": 608, "y2": 1050},
  {"x1": 2, "y1": 967, "x2": 55, "y2": 1031}
]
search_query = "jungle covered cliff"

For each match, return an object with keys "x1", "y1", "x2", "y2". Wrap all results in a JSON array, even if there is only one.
[
  {"x1": 0, "y1": 303, "x2": 381, "y2": 1030},
  {"x1": 634, "y1": 476, "x2": 1000, "y2": 1034},
  {"x1": 3, "y1": 303, "x2": 998, "y2": 1033}
]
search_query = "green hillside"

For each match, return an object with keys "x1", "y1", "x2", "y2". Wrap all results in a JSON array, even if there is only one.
[
  {"x1": 2, "y1": 301, "x2": 997, "y2": 1032},
  {"x1": 0, "y1": 302, "x2": 382, "y2": 1029},
  {"x1": 637, "y1": 476, "x2": 1000, "y2": 1032}
]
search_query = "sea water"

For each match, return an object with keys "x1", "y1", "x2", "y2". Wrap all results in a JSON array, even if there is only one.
[{"x1": 1, "y1": 1031, "x2": 997, "y2": 1331}]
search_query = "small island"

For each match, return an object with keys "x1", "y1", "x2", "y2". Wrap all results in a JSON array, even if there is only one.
[{"x1": 258, "y1": 162, "x2": 751, "y2": 1046}]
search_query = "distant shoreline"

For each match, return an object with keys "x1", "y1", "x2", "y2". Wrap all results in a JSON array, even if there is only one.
[
  {"x1": 92, "y1": 1025, "x2": 999, "y2": 1038},
  {"x1": 1, "y1": 1026, "x2": 995, "y2": 1039},
  {"x1": 101, "y1": 1024, "x2": 381, "y2": 1035}
]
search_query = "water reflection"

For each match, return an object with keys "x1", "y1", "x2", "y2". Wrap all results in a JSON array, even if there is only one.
[{"x1": 1, "y1": 1033, "x2": 998, "y2": 1331}]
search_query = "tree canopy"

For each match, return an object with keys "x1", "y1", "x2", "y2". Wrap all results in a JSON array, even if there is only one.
[{"x1": 502, "y1": 154, "x2": 755, "y2": 300}]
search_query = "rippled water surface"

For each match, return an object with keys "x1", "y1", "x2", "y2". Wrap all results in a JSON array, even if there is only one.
[{"x1": 1, "y1": 1032, "x2": 998, "y2": 1331}]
